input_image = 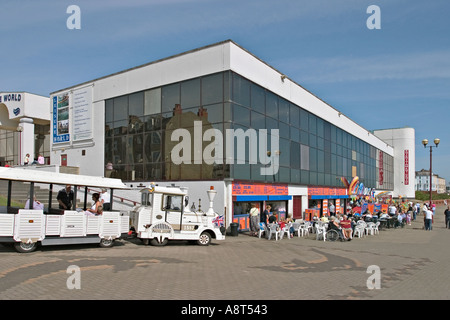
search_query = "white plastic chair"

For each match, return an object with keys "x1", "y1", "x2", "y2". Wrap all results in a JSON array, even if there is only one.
[
  {"x1": 280, "y1": 224, "x2": 291, "y2": 240},
  {"x1": 353, "y1": 225, "x2": 365, "y2": 238},
  {"x1": 365, "y1": 222, "x2": 375, "y2": 235},
  {"x1": 292, "y1": 222, "x2": 301, "y2": 236},
  {"x1": 357, "y1": 220, "x2": 367, "y2": 227},
  {"x1": 298, "y1": 223, "x2": 310, "y2": 237},
  {"x1": 258, "y1": 222, "x2": 267, "y2": 239},
  {"x1": 315, "y1": 225, "x2": 326, "y2": 241},
  {"x1": 267, "y1": 223, "x2": 280, "y2": 241},
  {"x1": 373, "y1": 221, "x2": 380, "y2": 235}
]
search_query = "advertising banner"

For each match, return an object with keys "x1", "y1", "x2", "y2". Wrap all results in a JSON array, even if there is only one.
[
  {"x1": 72, "y1": 87, "x2": 92, "y2": 141},
  {"x1": 53, "y1": 92, "x2": 70, "y2": 143}
]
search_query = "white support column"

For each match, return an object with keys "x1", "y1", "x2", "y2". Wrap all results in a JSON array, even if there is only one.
[
  {"x1": 19, "y1": 117, "x2": 35, "y2": 165},
  {"x1": 224, "y1": 179, "x2": 233, "y2": 228}
]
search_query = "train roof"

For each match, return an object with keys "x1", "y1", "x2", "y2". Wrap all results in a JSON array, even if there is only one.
[{"x1": 0, "y1": 167, "x2": 128, "y2": 190}]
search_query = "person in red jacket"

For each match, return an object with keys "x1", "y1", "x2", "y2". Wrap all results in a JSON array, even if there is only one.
[{"x1": 340, "y1": 215, "x2": 353, "y2": 241}]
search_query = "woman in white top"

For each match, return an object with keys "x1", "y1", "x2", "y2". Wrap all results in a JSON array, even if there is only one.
[{"x1": 85, "y1": 193, "x2": 103, "y2": 216}]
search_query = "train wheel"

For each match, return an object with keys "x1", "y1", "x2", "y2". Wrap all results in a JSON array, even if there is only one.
[
  {"x1": 99, "y1": 238, "x2": 115, "y2": 248},
  {"x1": 197, "y1": 232, "x2": 211, "y2": 246},
  {"x1": 14, "y1": 242, "x2": 38, "y2": 253},
  {"x1": 150, "y1": 237, "x2": 169, "y2": 246}
]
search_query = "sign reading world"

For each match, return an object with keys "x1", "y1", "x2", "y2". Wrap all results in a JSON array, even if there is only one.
[{"x1": 0, "y1": 93, "x2": 24, "y2": 118}]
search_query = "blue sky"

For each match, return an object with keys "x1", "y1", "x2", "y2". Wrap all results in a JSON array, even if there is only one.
[{"x1": 1, "y1": 0, "x2": 449, "y2": 183}]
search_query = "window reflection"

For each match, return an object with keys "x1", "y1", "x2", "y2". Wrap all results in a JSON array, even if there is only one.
[
  {"x1": 202, "y1": 73, "x2": 223, "y2": 105},
  {"x1": 103, "y1": 71, "x2": 393, "y2": 189}
]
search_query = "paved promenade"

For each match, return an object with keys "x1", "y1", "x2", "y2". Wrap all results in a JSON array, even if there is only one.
[{"x1": 0, "y1": 205, "x2": 449, "y2": 301}]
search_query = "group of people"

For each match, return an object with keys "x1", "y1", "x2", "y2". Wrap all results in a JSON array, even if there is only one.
[
  {"x1": 249, "y1": 204, "x2": 288, "y2": 237},
  {"x1": 25, "y1": 184, "x2": 111, "y2": 216},
  {"x1": 23, "y1": 154, "x2": 45, "y2": 165},
  {"x1": 352, "y1": 200, "x2": 443, "y2": 231},
  {"x1": 314, "y1": 214, "x2": 353, "y2": 241},
  {"x1": 248, "y1": 198, "x2": 449, "y2": 240}
]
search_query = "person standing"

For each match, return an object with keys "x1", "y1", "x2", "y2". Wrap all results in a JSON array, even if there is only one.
[
  {"x1": 261, "y1": 205, "x2": 271, "y2": 226},
  {"x1": 388, "y1": 204, "x2": 397, "y2": 217},
  {"x1": 424, "y1": 205, "x2": 433, "y2": 231},
  {"x1": 445, "y1": 206, "x2": 450, "y2": 229},
  {"x1": 57, "y1": 185, "x2": 74, "y2": 210},
  {"x1": 100, "y1": 188, "x2": 111, "y2": 211},
  {"x1": 329, "y1": 202, "x2": 336, "y2": 217},
  {"x1": 414, "y1": 202, "x2": 420, "y2": 221},
  {"x1": 249, "y1": 203, "x2": 260, "y2": 236}
]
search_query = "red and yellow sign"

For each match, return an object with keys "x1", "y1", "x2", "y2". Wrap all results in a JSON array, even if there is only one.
[
  {"x1": 232, "y1": 182, "x2": 288, "y2": 195},
  {"x1": 308, "y1": 187, "x2": 347, "y2": 197}
]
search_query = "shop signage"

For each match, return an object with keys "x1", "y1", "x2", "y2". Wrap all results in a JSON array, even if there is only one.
[
  {"x1": 404, "y1": 150, "x2": 409, "y2": 185},
  {"x1": 308, "y1": 187, "x2": 347, "y2": 199},
  {"x1": 379, "y1": 150, "x2": 384, "y2": 185},
  {"x1": 232, "y1": 182, "x2": 288, "y2": 195},
  {"x1": 52, "y1": 93, "x2": 70, "y2": 143},
  {"x1": 0, "y1": 93, "x2": 22, "y2": 103},
  {"x1": 72, "y1": 87, "x2": 92, "y2": 141}
]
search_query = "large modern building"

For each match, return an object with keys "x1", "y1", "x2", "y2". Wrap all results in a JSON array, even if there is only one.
[{"x1": 3, "y1": 40, "x2": 416, "y2": 229}]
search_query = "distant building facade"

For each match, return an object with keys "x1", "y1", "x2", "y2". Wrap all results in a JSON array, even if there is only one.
[
  {"x1": 0, "y1": 92, "x2": 50, "y2": 166},
  {"x1": 415, "y1": 169, "x2": 446, "y2": 194}
]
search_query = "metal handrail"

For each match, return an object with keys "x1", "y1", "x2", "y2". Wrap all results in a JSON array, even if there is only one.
[{"x1": 79, "y1": 186, "x2": 138, "y2": 206}]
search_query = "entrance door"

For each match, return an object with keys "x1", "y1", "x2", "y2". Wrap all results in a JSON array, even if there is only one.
[
  {"x1": 162, "y1": 194, "x2": 183, "y2": 230},
  {"x1": 61, "y1": 154, "x2": 67, "y2": 166},
  {"x1": 293, "y1": 196, "x2": 302, "y2": 219}
]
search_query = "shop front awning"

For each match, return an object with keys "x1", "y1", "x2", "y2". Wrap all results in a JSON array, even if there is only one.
[
  {"x1": 268, "y1": 195, "x2": 292, "y2": 201},
  {"x1": 310, "y1": 195, "x2": 349, "y2": 200},
  {"x1": 235, "y1": 195, "x2": 292, "y2": 202}
]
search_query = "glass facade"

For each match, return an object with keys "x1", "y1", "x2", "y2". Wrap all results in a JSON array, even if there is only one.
[
  {"x1": 0, "y1": 129, "x2": 19, "y2": 166},
  {"x1": 104, "y1": 71, "x2": 394, "y2": 190},
  {"x1": 0, "y1": 124, "x2": 50, "y2": 166}
]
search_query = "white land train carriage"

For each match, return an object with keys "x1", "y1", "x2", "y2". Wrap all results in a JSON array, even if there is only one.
[
  {"x1": 0, "y1": 167, "x2": 130, "y2": 253},
  {"x1": 129, "y1": 184, "x2": 225, "y2": 246}
]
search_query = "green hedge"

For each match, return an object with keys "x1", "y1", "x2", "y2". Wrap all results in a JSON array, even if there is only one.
[{"x1": 415, "y1": 191, "x2": 450, "y2": 201}]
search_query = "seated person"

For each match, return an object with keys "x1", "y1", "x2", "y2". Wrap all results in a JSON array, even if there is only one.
[
  {"x1": 268, "y1": 213, "x2": 277, "y2": 224},
  {"x1": 24, "y1": 196, "x2": 44, "y2": 211},
  {"x1": 321, "y1": 215, "x2": 329, "y2": 223},
  {"x1": 364, "y1": 211, "x2": 373, "y2": 222},
  {"x1": 379, "y1": 212, "x2": 389, "y2": 219},
  {"x1": 278, "y1": 218, "x2": 286, "y2": 229},
  {"x1": 329, "y1": 216, "x2": 346, "y2": 240},
  {"x1": 340, "y1": 215, "x2": 352, "y2": 241},
  {"x1": 396, "y1": 212, "x2": 406, "y2": 227},
  {"x1": 85, "y1": 193, "x2": 103, "y2": 216}
]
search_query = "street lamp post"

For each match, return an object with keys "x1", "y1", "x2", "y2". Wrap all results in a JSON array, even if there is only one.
[{"x1": 422, "y1": 138, "x2": 440, "y2": 207}]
